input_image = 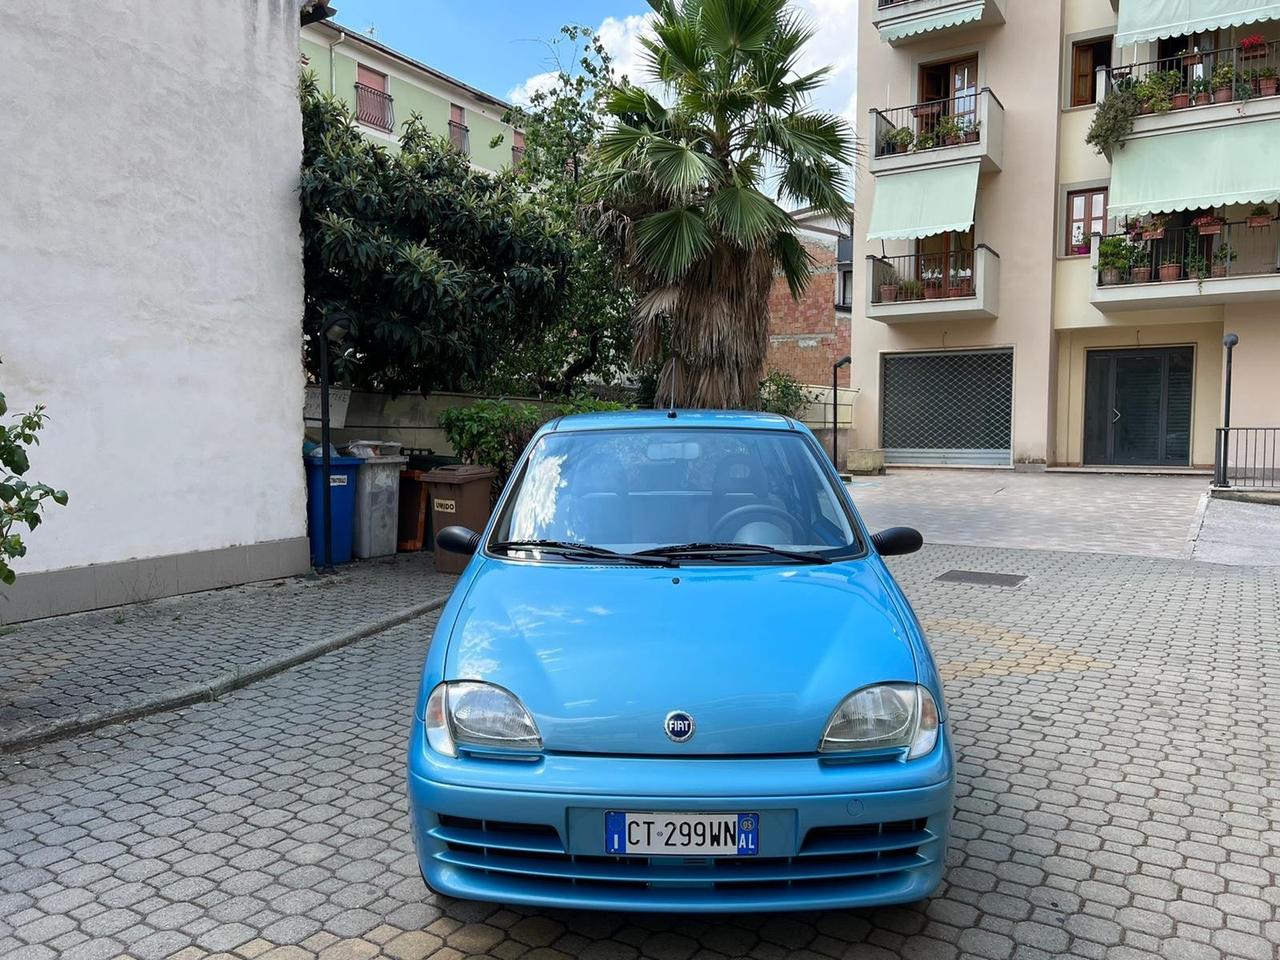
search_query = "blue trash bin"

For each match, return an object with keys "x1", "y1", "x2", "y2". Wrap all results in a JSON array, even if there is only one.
[{"x1": 304, "y1": 456, "x2": 362, "y2": 567}]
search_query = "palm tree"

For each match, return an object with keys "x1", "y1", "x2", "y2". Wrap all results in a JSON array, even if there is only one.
[{"x1": 587, "y1": 0, "x2": 854, "y2": 409}]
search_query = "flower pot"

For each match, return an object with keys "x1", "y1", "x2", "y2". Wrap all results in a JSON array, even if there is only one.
[
  {"x1": 1172, "y1": 92, "x2": 1191, "y2": 109},
  {"x1": 1132, "y1": 267, "x2": 1152, "y2": 284},
  {"x1": 923, "y1": 285, "x2": 943, "y2": 300},
  {"x1": 1214, "y1": 86, "x2": 1233, "y2": 103},
  {"x1": 894, "y1": 142, "x2": 908, "y2": 153},
  {"x1": 1159, "y1": 263, "x2": 1183, "y2": 282},
  {"x1": 1196, "y1": 222, "x2": 1223, "y2": 236},
  {"x1": 1100, "y1": 267, "x2": 1122, "y2": 286},
  {"x1": 1142, "y1": 229, "x2": 1165, "y2": 241},
  {"x1": 879, "y1": 284, "x2": 900, "y2": 302},
  {"x1": 943, "y1": 135, "x2": 961, "y2": 146},
  {"x1": 1138, "y1": 103, "x2": 1154, "y2": 114},
  {"x1": 1247, "y1": 214, "x2": 1274, "y2": 228},
  {"x1": 948, "y1": 282, "x2": 973, "y2": 298},
  {"x1": 1260, "y1": 78, "x2": 1279, "y2": 97},
  {"x1": 1182, "y1": 54, "x2": 1202, "y2": 66},
  {"x1": 1211, "y1": 264, "x2": 1228, "y2": 278},
  {"x1": 1240, "y1": 49, "x2": 1266, "y2": 63},
  {"x1": 1194, "y1": 93, "x2": 1212, "y2": 106},
  {"x1": 911, "y1": 102, "x2": 942, "y2": 118}
]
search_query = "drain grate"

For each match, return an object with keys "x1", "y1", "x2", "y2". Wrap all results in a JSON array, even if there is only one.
[{"x1": 935, "y1": 569, "x2": 1027, "y2": 588}]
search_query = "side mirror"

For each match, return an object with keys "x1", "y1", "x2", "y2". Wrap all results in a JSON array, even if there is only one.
[
  {"x1": 871, "y1": 526, "x2": 923, "y2": 556},
  {"x1": 437, "y1": 526, "x2": 482, "y2": 556}
]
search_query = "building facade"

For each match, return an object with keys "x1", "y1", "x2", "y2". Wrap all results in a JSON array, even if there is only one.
[
  {"x1": 853, "y1": 0, "x2": 1280, "y2": 470},
  {"x1": 0, "y1": 0, "x2": 312, "y2": 622},
  {"x1": 300, "y1": 21, "x2": 520, "y2": 174}
]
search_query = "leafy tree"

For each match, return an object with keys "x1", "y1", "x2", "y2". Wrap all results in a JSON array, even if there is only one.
[
  {"x1": 487, "y1": 27, "x2": 637, "y2": 397},
  {"x1": 0, "y1": 377, "x2": 68, "y2": 586},
  {"x1": 757, "y1": 369, "x2": 817, "y2": 419},
  {"x1": 588, "y1": 0, "x2": 855, "y2": 408},
  {"x1": 299, "y1": 72, "x2": 571, "y2": 395}
]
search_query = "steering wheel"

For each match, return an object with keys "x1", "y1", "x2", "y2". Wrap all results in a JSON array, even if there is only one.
[{"x1": 710, "y1": 503, "x2": 803, "y2": 543}]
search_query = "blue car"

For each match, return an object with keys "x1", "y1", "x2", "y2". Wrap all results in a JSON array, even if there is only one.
[{"x1": 407, "y1": 410, "x2": 953, "y2": 912}]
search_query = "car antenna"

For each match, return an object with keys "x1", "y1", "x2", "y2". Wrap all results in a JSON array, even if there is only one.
[{"x1": 667, "y1": 362, "x2": 678, "y2": 419}]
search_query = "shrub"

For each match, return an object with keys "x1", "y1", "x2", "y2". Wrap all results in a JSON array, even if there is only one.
[
  {"x1": 1086, "y1": 81, "x2": 1140, "y2": 158},
  {"x1": 758, "y1": 370, "x2": 818, "y2": 420},
  {"x1": 0, "y1": 385, "x2": 68, "y2": 585}
]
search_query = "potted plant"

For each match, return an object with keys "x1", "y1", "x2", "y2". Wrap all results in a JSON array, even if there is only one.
[
  {"x1": 1258, "y1": 66, "x2": 1279, "y2": 97},
  {"x1": 1138, "y1": 71, "x2": 1180, "y2": 113},
  {"x1": 1142, "y1": 214, "x2": 1169, "y2": 240},
  {"x1": 1129, "y1": 244, "x2": 1152, "y2": 283},
  {"x1": 948, "y1": 272, "x2": 973, "y2": 297},
  {"x1": 922, "y1": 272, "x2": 944, "y2": 299},
  {"x1": 1246, "y1": 204, "x2": 1274, "y2": 228},
  {"x1": 881, "y1": 126, "x2": 913, "y2": 155},
  {"x1": 1159, "y1": 255, "x2": 1183, "y2": 282},
  {"x1": 1186, "y1": 252, "x2": 1209, "y2": 280},
  {"x1": 1212, "y1": 61, "x2": 1237, "y2": 102},
  {"x1": 914, "y1": 128, "x2": 938, "y2": 151},
  {"x1": 878, "y1": 271, "x2": 901, "y2": 302},
  {"x1": 1192, "y1": 213, "x2": 1224, "y2": 236},
  {"x1": 936, "y1": 115, "x2": 963, "y2": 146},
  {"x1": 961, "y1": 118, "x2": 981, "y2": 143},
  {"x1": 1189, "y1": 76, "x2": 1213, "y2": 106},
  {"x1": 897, "y1": 279, "x2": 923, "y2": 301},
  {"x1": 1239, "y1": 33, "x2": 1268, "y2": 63},
  {"x1": 1211, "y1": 243, "x2": 1237, "y2": 278},
  {"x1": 1095, "y1": 235, "x2": 1132, "y2": 285}
]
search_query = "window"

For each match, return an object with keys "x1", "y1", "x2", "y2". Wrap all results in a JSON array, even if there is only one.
[
  {"x1": 354, "y1": 64, "x2": 393, "y2": 132},
  {"x1": 449, "y1": 103, "x2": 470, "y2": 155},
  {"x1": 1070, "y1": 37, "x2": 1113, "y2": 107},
  {"x1": 837, "y1": 269, "x2": 853, "y2": 308},
  {"x1": 511, "y1": 130, "x2": 526, "y2": 167},
  {"x1": 1065, "y1": 188, "x2": 1108, "y2": 256},
  {"x1": 917, "y1": 56, "x2": 979, "y2": 144}
]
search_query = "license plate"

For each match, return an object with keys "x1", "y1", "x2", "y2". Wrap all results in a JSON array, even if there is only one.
[{"x1": 604, "y1": 811, "x2": 759, "y2": 857}]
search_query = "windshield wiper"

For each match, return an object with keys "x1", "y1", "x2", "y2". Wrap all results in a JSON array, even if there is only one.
[
  {"x1": 634, "y1": 542, "x2": 833, "y2": 565},
  {"x1": 491, "y1": 539, "x2": 677, "y2": 568}
]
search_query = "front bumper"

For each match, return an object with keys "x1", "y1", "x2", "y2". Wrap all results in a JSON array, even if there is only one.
[{"x1": 406, "y1": 724, "x2": 954, "y2": 912}]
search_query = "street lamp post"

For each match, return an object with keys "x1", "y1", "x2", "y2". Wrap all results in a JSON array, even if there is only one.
[
  {"x1": 318, "y1": 311, "x2": 352, "y2": 571},
  {"x1": 1217, "y1": 332, "x2": 1238, "y2": 487},
  {"x1": 832, "y1": 355, "x2": 852, "y2": 472}
]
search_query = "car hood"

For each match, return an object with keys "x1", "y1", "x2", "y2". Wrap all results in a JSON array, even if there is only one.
[{"x1": 442, "y1": 558, "x2": 918, "y2": 756}]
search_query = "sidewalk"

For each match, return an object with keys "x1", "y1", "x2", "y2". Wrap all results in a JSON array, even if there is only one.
[{"x1": 0, "y1": 553, "x2": 456, "y2": 752}]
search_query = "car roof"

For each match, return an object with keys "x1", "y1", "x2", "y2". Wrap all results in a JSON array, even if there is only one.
[{"x1": 543, "y1": 409, "x2": 798, "y2": 434}]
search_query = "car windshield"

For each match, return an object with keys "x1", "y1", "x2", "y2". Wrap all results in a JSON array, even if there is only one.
[{"x1": 489, "y1": 427, "x2": 861, "y2": 559}]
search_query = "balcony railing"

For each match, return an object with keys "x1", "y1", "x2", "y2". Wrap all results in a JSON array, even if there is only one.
[
  {"x1": 872, "y1": 93, "x2": 985, "y2": 157},
  {"x1": 1105, "y1": 40, "x2": 1280, "y2": 109},
  {"x1": 449, "y1": 120, "x2": 471, "y2": 155},
  {"x1": 1215, "y1": 427, "x2": 1280, "y2": 491},
  {"x1": 354, "y1": 82, "x2": 394, "y2": 133},
  {"x1": 869, "y1": 249, "x2": 977, "y2": 303},
  {"x1": 1094, "y1": 219, "x2": 1280, "y2": 288}
]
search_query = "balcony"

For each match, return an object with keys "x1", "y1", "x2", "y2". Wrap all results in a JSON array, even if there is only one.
[
  {"x1": 354, "y1": 82, "x2": 394, "y2": 133},
  {"x1": 869, "y1": 88, "x2": 1004, "y2": 175},
  {"x1": 449, "y1": 120, "x2": 470, "y2": 156},
  {"x1": 1104, "y1": 40, "x2": 1280, "y2": 140},
  {"x1": 866, "y1": 245, "x2": 1000, "y2": 323},
  {"x1": 872, "y1": 0, "x2": 1005, "y2": 46},
  {"x1": 1090, "y1": 221, "x2": 1280, "y2": 312}
]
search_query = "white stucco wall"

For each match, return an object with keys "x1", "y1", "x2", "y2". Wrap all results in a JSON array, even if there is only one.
[{"x1": 0, "y1": 0, "x2": 307, "y2": 574}]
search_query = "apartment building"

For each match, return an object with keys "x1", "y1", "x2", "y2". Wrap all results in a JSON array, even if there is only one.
[
  {"x1": 853, "y1": 0, "x2": 1280, "y2": 471},
  {"x1": 300, "y1": 20, "x2": 521, "y2": 174}
]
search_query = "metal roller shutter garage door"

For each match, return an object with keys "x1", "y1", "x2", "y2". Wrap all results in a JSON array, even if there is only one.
[{"x1": 881, "y1": 349, "x2": 1013, "y2": 466}]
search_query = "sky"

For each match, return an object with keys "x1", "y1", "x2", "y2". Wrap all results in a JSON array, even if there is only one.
[{"x1": 324, "y1": 0, "x2": 857, "y2": 127}]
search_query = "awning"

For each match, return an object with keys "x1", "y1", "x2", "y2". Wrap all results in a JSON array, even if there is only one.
[
  {"x1": 1109, "y1": 120, "x2": 1280, "y2": 217},
  {"x1": 1116, "y1": 0, "x2": 1280, "y2": 46},
  {"x1": 867, "y1": 162, "x2": 980, "y2": 241},
  {"x1": 880, "y1": 1, "x2": 986, "y2": 42}
]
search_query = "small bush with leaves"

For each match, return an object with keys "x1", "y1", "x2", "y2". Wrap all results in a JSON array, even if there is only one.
[
  {"x1": 0, "y1": 385, "x2": 68, "y2": 585},
  {"x1": 758, "y1": 370, "x2": 818, "y2": 420},
  {"x1": 1086, "y1": 81, "x2": 1140, "y2": 158}
]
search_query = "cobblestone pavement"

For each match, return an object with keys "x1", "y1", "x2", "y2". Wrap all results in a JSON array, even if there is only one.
[
  {"x1": 849, "y1": 471, "x2": 1208, "y2": 559},
  {"x1": 0, "y1": 553, "x2": 455, "y2": 751},
  {"x1": 2, "y1": 544, "x2": 1278, "y2": 960}
]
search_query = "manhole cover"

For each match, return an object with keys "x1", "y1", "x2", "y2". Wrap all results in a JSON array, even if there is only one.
[{"x1": 934, "y1": 569, "x2": 1027, "y2": 587}]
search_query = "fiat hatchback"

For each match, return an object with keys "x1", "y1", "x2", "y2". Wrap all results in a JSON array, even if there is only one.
[{"x1": 407, "y1": 410, "x2": 953, "y2": 912}]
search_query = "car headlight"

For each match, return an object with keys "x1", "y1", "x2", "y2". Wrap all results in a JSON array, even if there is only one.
[
  {"x1": 819, "y1": 683, "x2": 939, "y2": 759},
  {"x1": 424, "y1": 681, "x2": 542, "y2": 757}
]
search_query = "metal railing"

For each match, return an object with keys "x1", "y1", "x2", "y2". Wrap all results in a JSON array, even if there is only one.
[
  {"x1": 1215, "y1": 427, "x2": 1280, "y2": 490},
  {"x1": 871, "y1": 90, "x2": 991, "y2": 157},
  {"x1": 1105, "y1": 40, "x2": 1280, "y2": 107},
  {"x1": 1094, "y1": 220, "x2": 1280, "y2": 287},
  {"x1": 869, "y1": 249, "x2": 977, "y2": 303},
  {"x1": 354, "y1": 82, "x2": 394, "y2": 132},
  {"x1": 449, "y1": 120, "x2": 471, "y2": 155}
]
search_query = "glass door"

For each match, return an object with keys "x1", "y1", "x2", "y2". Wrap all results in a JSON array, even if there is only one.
[
  {"x1": 1084, "y1": 348, "x2": 1193, "y2": 466},
  {"x1": 916, "y1": 229, "x2": 975, "y2": 296}
]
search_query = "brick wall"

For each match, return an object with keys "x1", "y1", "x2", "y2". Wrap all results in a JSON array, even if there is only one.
[{"x1": 767, "y1": 237, "x2": 851, "y2": 388}]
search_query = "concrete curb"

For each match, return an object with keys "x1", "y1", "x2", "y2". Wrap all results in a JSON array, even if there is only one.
[
  {"x1": 1, "y1": 597, "x2": 446, "y2": 754},
  {"x1": 1184, "y1": 491, "x2": 1212, "y2": 559}
]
